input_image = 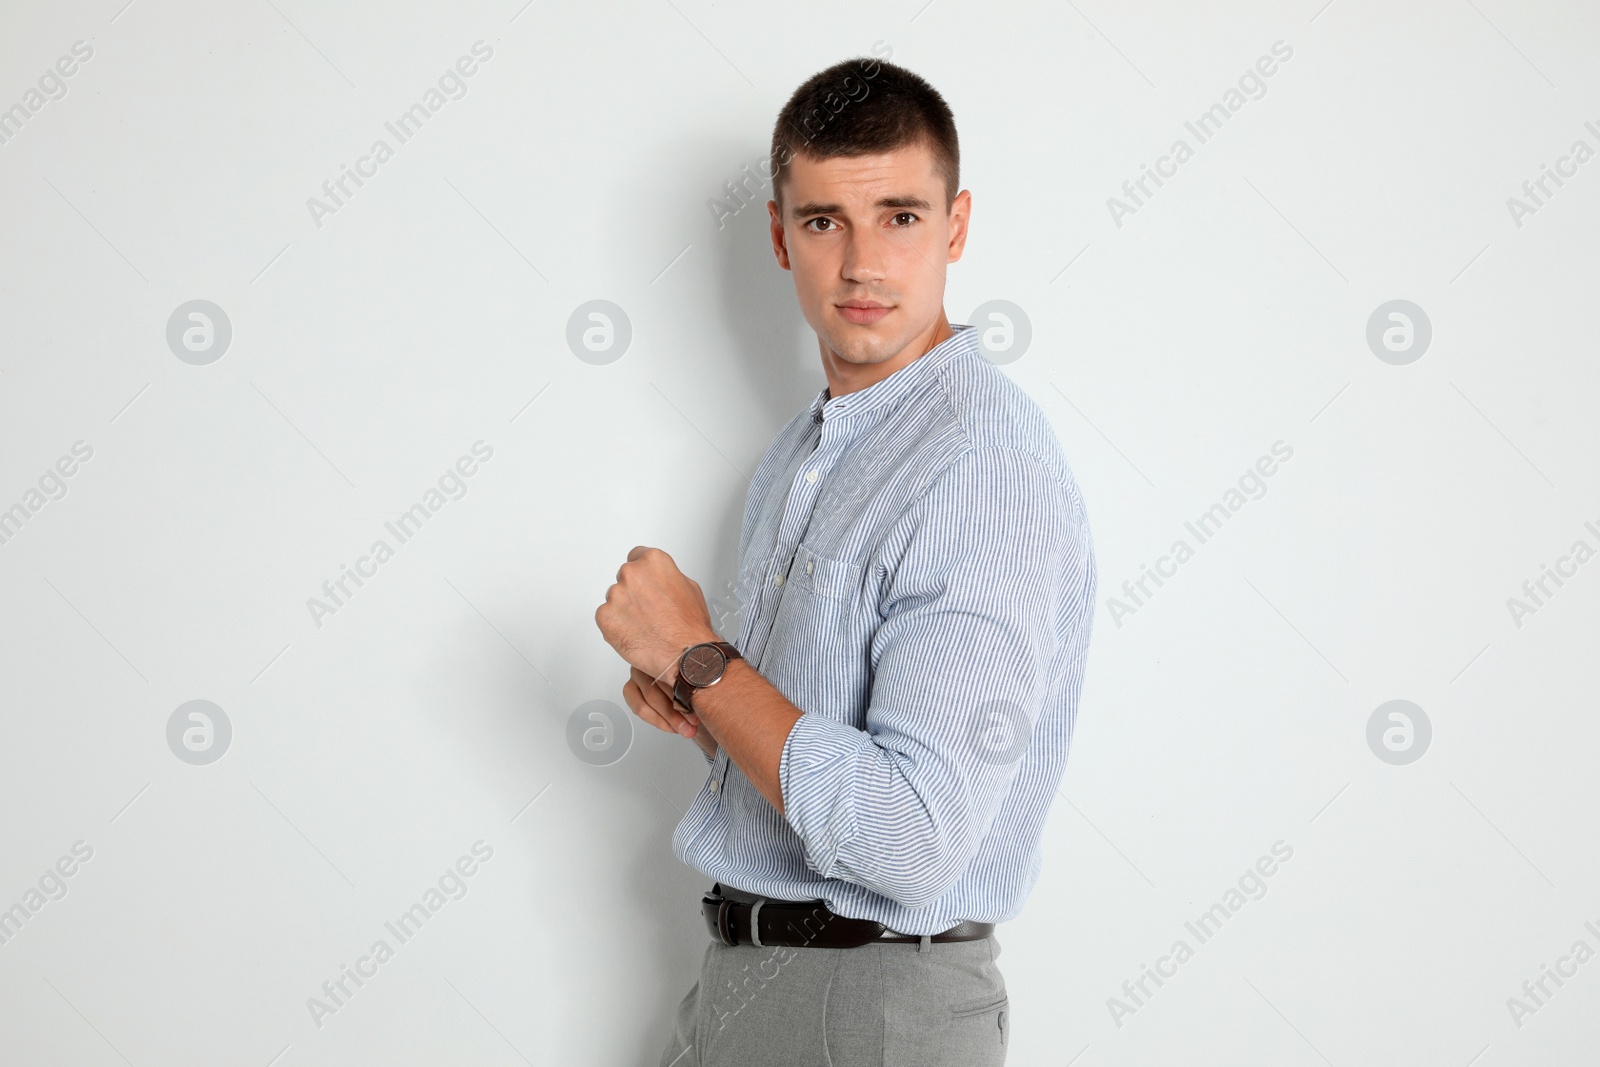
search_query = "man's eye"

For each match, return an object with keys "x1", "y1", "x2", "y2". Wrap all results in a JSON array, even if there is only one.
[
  {"x1": 806, "y1": 218, "x2": 835, "y2": 232},
  {"x1": 892, "y1": 212, "x2": 918, "y2": 225}
]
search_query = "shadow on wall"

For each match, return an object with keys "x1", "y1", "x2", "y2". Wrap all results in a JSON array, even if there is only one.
[{"x1": 691, "y1": 137, "x2": 825, "y2": 434}]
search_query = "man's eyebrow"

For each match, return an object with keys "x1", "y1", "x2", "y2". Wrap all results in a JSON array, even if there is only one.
[{"x1": 789, "y1": 194, "x2": 934, "y2": 218}]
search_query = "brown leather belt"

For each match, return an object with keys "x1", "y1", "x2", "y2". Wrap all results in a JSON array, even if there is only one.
[{"x1": 701, "y1": 885, "x2": 993, "y2": 948}]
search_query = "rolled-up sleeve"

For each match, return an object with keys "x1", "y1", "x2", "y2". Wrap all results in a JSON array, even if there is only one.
[{"x1": 778, "y1": 446, "x2": 1088, "y2": 909}]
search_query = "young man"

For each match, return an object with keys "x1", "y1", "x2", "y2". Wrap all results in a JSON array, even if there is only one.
[{"x1": 595, "y1": 57, "x2": 1097, "y2": 1066}]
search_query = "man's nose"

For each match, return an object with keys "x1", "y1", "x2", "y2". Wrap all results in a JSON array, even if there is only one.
[{"x1": 840, "y1": 231, "x2": 888, "y2": 284}]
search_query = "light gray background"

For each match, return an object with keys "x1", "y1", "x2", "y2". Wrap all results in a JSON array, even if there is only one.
[{"x1": 2, "y1": 0, "x2": 1596, "y2": 1064}]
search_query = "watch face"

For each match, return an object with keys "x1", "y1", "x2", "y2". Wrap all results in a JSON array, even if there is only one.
[{"x1": 681, "y1": 643, "x2": 727, "y2": 686}]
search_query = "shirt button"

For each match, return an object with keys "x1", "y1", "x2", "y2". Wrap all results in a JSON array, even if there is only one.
[
  {"x1": 773, "y1": 574, "x2": 784, "y2": 587},
  {"x1": 806, "y1": 559, "x2": 814, "y2": 575},
  {"x1": 806, "y1": 469, "x2": 818, "y2": 483},
  {"x1": 710, "y1": 779, "x2": 721, "y2": 793}
]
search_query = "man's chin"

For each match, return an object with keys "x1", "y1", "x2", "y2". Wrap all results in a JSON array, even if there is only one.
[
  {"x1": 823, "y1": 334, "x2": 892, "y2": 367},
  {"x1": 821, "y1": 319, "x2": 901, "y2": 365}
]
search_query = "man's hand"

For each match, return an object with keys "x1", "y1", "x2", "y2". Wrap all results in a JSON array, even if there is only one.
[
  {"x1": 623, "y1": 666, "x2": 719, "y2": 759},
  {"x1": 595, "y1": 545, "x2": 719, "y2": 683}
]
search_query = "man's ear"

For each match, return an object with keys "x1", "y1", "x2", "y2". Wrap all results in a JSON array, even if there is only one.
[
  {"x1": 768, "y1": 200, "x2": 792, "y2": 271},
  {"x1": 947, "y1": 189, "x2": 972, "y2": 263}
]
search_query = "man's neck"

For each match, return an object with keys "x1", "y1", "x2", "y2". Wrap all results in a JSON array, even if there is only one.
[{"x1": 821, "y1": 312, "x2": 953, "y2": 402}]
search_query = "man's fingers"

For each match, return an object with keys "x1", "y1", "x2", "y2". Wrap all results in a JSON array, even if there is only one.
[
  {"x1": 631, "y1": 666, "x2": 676, "y2": 715},
  {"x1": 625, "y1": 670, "x2": 696, "y2": 738},
  {"x1": 624, "y1": 677, "x2": 681, "y2": 735}
]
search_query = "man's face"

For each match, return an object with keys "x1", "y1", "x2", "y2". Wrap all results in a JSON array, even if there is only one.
[{"x1": 768, "y1": 139, "x2": 970, "y2": 369}]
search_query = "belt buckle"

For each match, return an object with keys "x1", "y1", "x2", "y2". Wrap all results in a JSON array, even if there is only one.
[{"x1": 715, "y1": 897, "x2": 738, "y2": 946}]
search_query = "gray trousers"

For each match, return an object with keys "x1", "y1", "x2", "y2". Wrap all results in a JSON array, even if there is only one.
[{"x1": 656, "y1": 903, "x2": 1008, "y2": 1066}]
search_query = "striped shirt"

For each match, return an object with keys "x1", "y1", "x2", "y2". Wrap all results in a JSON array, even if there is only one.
[{"x1": 671, "y1": 323, "x2": 1098, "y2": 935}]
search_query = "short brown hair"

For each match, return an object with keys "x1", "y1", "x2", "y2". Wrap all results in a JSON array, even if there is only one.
[{"x1": 769, "y1": 57, "x2": 960, "y2": 216}]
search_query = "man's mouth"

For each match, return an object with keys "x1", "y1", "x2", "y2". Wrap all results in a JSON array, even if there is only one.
[{"x1": 836, "y1": 300, "x2": 892, "y2": 326}]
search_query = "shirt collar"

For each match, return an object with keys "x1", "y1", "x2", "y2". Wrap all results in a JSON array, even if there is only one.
[{"x1": 808, "y1": 323, "x2": 978, "y2": 428}]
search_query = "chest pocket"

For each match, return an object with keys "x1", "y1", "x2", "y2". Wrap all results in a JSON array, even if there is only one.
[{"x1": 789, "y1": 541, "x2": 862, "y2": 601}]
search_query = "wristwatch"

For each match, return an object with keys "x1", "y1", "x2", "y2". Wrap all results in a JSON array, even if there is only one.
[{"x1": 672, "y1": 641, "x2": 744, "y2": 713}]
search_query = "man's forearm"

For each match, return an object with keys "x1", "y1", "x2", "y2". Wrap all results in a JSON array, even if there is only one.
[{"x1": 686, "y1": 658, "x2": 802, "y2": 817}]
